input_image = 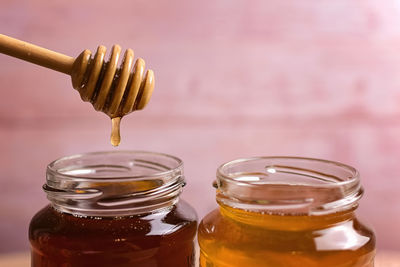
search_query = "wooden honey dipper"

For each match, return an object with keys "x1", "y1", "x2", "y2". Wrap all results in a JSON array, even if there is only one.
[{"x1": 0, "y1": 33, "x2": 155, "y2": 146}]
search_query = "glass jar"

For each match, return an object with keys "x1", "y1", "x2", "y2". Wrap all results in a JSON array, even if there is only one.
[
  {"x1": 198, "y1": 157, "x2": 375, "y2": 267},
  {"x1": 29, "y1": 151, "x2": 198, "y2": 267}
]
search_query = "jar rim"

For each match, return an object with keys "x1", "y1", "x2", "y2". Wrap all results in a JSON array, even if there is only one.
[
  {"x1": 45, "y1": 150, "x2": 185, "y2": 217},
  {"x1": 217, "y1": 156, "x2": 359, "y2": 187},
  {"x1": 215, "y1": 156, "x2": 362, "y2": 215},
  {"x1": 47, "y1": 150, "x2": 183, "y2": 182}
]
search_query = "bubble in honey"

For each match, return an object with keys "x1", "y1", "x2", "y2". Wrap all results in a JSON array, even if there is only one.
[{"x1": 111, "y1": 117, "x2": 121, "y2": 146}]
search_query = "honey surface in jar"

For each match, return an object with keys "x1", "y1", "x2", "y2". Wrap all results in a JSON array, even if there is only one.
[
  {"x1": 30, "y1": 201, "x2": 197, "y2": 267},
  {"x1": 198, "y1": 204, "x2": 375, "y2": 267}
]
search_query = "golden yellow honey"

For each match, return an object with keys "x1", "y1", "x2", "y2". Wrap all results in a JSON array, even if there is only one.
[
  {"x1": 198, "y1": 156, "x2": 376, "y2": 267},
  {"x1": 199, "y1": 205, "x2": 375, "y2": 267}
]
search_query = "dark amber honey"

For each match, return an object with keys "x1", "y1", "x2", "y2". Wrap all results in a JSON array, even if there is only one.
[
  {"x1": 30, "y1": 201, "x2": 197, "y2": 267},
  {"x1": 30, "y1": 151, "x2": 197, "y2": 267}
]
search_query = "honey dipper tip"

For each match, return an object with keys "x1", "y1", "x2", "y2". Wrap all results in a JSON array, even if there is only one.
[{"x1": 70, "y1": 45, "x2": 155, "y2": 118}]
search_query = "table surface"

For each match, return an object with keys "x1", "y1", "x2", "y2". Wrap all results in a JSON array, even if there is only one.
[{"x1": 1, "y1": 251, "x2": 399, "y2": 267}]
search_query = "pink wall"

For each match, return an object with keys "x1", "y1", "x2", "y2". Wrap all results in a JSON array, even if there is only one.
[{"x1": 1, "y1": 0, "x2": 400, "y2": 252}]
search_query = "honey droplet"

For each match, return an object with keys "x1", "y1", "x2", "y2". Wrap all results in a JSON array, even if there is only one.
[{"x1": 111, "y1": 117, "x2": 121, "y2": 146}]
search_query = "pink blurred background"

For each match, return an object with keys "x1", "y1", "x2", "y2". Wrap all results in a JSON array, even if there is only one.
[{"x1": 1, "y1": 0, "x2": 400, "y2": 254}]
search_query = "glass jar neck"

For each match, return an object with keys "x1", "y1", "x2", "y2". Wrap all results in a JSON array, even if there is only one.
[
  {"x1": 215, "y1": 156, "x2": 362, "y2": 216},
  {"x1": 44, "y1": 151, "x2": 185, "y2": 217}
]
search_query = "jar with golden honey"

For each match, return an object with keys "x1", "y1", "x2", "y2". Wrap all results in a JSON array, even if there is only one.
[
  {"x1": 198, "y1": 157, "x2": 375, "y2": 267},
  {"x1": 29, "y1": 151, "x2": 198, "y2": 267}
]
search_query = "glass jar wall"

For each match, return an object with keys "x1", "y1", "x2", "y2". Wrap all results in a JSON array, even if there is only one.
[
  {"x1": 198, "y1": 157, "x2": 375, "y2": 267},
  {"x1": 29, "y1": 151, "x2": 198, "y2": 267}
]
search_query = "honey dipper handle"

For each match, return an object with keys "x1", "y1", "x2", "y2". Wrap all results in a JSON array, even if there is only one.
[{"x1": 0, "y1": 33, "x2": 75, "y2": 75}]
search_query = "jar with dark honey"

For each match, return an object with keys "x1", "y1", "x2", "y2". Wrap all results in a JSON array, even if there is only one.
[
  {"x1": 29, "y1": 151, "x2": 198, "y2": 267},
  {"x1": 198, "y1": 157, "x2": 375, "y2": 267}
]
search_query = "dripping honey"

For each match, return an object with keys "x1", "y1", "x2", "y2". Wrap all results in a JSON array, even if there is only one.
[
  {"x1": 198, "y1": 204, "x2": 375, "y2": 267},
  {"x1": 111, "y1": 117, "x2": 121, "y2": 146}
]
